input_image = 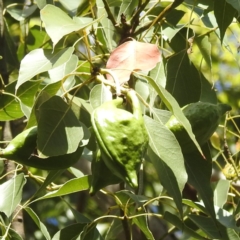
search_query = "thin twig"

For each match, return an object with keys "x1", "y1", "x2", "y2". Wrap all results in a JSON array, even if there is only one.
[{"x1": 133, "y1": 0, "x2": 184, "y2": 37}]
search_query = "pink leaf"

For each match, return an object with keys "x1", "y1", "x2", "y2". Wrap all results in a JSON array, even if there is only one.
[{"x1": 106, "y1": 40, "x2": 161, "y2": 84}]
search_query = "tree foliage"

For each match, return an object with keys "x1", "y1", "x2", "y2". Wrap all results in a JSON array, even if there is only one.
[{"x1": 0, "y1": 0, "x2": 240, "y2": 239}]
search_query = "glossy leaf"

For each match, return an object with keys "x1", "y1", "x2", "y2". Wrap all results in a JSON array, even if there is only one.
[
  {"x1": 24, "y1": 207, "x2": 51, "y2": 240},
  {"x1": 166, "y1": 51, "x2": 201, "y2": 107},
  {"x1": 135, "y1": 73, "x2": 203, "y2": 156},
  {"x1": 48, "y1": 54, "x2": 78, "y2": 89},
  {"x1": 195, "y1": 34, "x2": 212, "y2": 69},
  {"x1": 214, "y1": 0, "x2": 236, "y2": 43},
  {"x1": 164, "y1": 211, "x2": 208, "y2": 240},
  {"x1": 215, "y1": 206, "x2": 240, "y2": 232},
  {"x1": 6, "y1": 4, "x2": 38, "y2": 21},
  {"x1": 200, "y1": 74, "x2": 217, "y2": 104},
  {"x1": 184, "y1": 144, "x2": 215, "y2": 219},
  {"x1": 149, "y1": 60, "x2": 166, "y2": 88},
  {"x1": 134, "y1": 78, "x2": 149, "y2": 112},
  {"x1": 0, "y1": 87, "x2": 24, "y2": 121},
  {"x1": 0, "y1": 173, "x2": 26, "y2": 217},
  {"x1": 89, "y1": 84, "x2": 113, "y2": 109},
  {"x1": 213, "y1": 179, "x2": 230, "y2": 208},
  {"x1": 37, "y1": 96, "x2": 83, "y2": 157},
  {"x1": 144, "y1": 116, "x2": 186, "y2": 216},
  {"x1": 226, "y1": 0, "x2": 240, "y2": 15},
  {"x1": 52, "y1": 223, "x2": 87, "y2": 240},
  {"x1": 27, "y1": 25, "x2": 50, "y2": 51},
  {"x1": 189, "y1": 214, "x2": 236, "y2": 239},
  {"x1": 17, "y1": 47, "x2": 74, "y2": 89},
  {"x1": 17, "y1": 80, "x2": 41, "y2": 107},
  {"x1": 152, "y1": 108, "x2": 172, "y2": 124},
  {"x1": 40, "y1": 4, "x2": 98, "y2": 47},
  {"x1": 35, "y1": 175, "x2": 91, "y2": 201}
]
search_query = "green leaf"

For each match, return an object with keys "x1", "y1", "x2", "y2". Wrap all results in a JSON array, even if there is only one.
[
  {"x1": 34, "y1": 175, "x2": 91, "y2": 201},
  {"x1": 200, "y1": 74, "x2": 217, "y2": 104},
  {"x1": 132, "y1": 208, "x2": 155, "y2": 240},
  {"x1": 184, "y1": 144, "x2": 215, "y2": 219},
  {"x1": 134, "y1": 78, "x2": 149, "y2": 112},
  {"x1": 40, "y1": 4, "x2": 99, "y2": 48},
  {"x1": 48, "y1": 56, "x2": 77, "y2": 82},
  {"x1": 226, "y1": 0, "x2": 240, "y2": 15},
  {"x1": 27, "y1": 90, "x2": 52, "y2": 128},
  {"x1": 113, "y1": 190, "x2": 154, "y2": 239},
  {"x1": 78, "y1": 224, "x2": 103, "y2": 240},
  {"x1": 213, "y1": 179, "x2": 230, "y2": 208},
  {"x1": 17, "y1": 80, "x2": 41, "y2": 108},
  {"x1": 0, "y1": 173, "x2": 26, "y2": 217},
  {"x1": 135, "y1": 73, "x2": 203, "y2": 156},
  {"x1": 189, "y1": 214, "x2": 234, "y2": 239},
  {"x1": 59, "y1": 0, "x2": 82, "y2": 15},
  {"x1": 35, "y1": 0, "x2": 53, "y2": 9},
  {"x1": 96, "y1": 0, "x2": 118, "y2": 50},
  {"x1": 3, "y1": 19, "x2": 19, "y2": 69},
  {"x1": 117, "y1": 0, "x2": 138, "y2": 21},
  {"x1": 149, "y1": 61, "x2": 166, "y2": 88},
  {"x1": 166, "y1": 26, "x2": 193, "y2": 51},
  {"x1": 165, "y1": 51, "x2": 201, "y2": 107},
  {"x1": 5, "y1": 228, "x2": 23, "y2": 240},
  {"x1": 24, "y1": 207, "x2": 51, "y2": 240},
  {"x1": 27, "y1": 25, "x2": 50, "y2": 51},
  {"x1": 64, "y1": 201, "x2": 90, "y2": 223},
  {"x1": 162, "y1": 23, "x2": 186, "y2": 42},
  {"x1": 182, "y1": 199, "x2": 208, "y2": 214},
  {"x1": 68, "y1": 167, "x2": 84, "y2": 178},
  {"x1": 37, "y1": 95, "x2": 84, "y2": 157},
  {"x1": 70, "y1": 95, "x2": 93, "y2": 128},
  {"x1": 33, "y1": 170, "x2": 65, "y2": 198},
  {"x1": 195, "y1": 34, "x2": 212, "y2": 69},
  {"x1": 164, "y1": 211, "x2": 208, "y2": 240},
  {"x1": 17, "y1": 47, "x2": 74, "y2": 89},
  {"x1": 89, "y1": 84, "x2": 112, "y2": 109},
  {"x1": 144, "y1": 116, "x2": 186, "y2": 216},
  {"x1": 152, "y1": 108, "x2": 172, "y2": 124},
  {"x1": 0, "y1": 83, "x2": 24, "y2": 121},
  {"x1": 6, "y1": 4, "x2": 38, "y2": 21},
  {"x1": 214, "y1": 0, "x2": 236, "y2": 43},
  {"x1": 105, "y1": 219, "x2": 123, "y2": 240},
  {"x1": 52, "y1": 223, "x2": 87, "y2": 240},
  {"x1": 215, "y1": 206, "x2": 240, "y2": 232}
]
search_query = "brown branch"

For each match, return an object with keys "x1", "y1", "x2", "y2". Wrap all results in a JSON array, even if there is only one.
[
  {"x1": 102, "y1": 0, "x2": 121, "y2": 31},
  {"x1": 133, "y1": 0, "x2": 184, "y2": 37}
]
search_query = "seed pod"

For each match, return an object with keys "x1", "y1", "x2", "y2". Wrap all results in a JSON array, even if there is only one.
[
  {"x1": 91, "y1": 89, "x2": 149, "y2": 188},
  {"x1": 165, "y1": 102, "x2": 231, "y2": 153}
]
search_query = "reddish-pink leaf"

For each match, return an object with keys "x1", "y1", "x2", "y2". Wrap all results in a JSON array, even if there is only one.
[{"x1": 106, "y1": 40, "x2": 161, "y2": 84}]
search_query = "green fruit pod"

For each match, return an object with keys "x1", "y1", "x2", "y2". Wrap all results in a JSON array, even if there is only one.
[
  {"x1": 91, "y1": 89, "x2": 149, "y2": 189},
  {"x1": 165, "y1": 102, "x2": 231, "y2": 153}
]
